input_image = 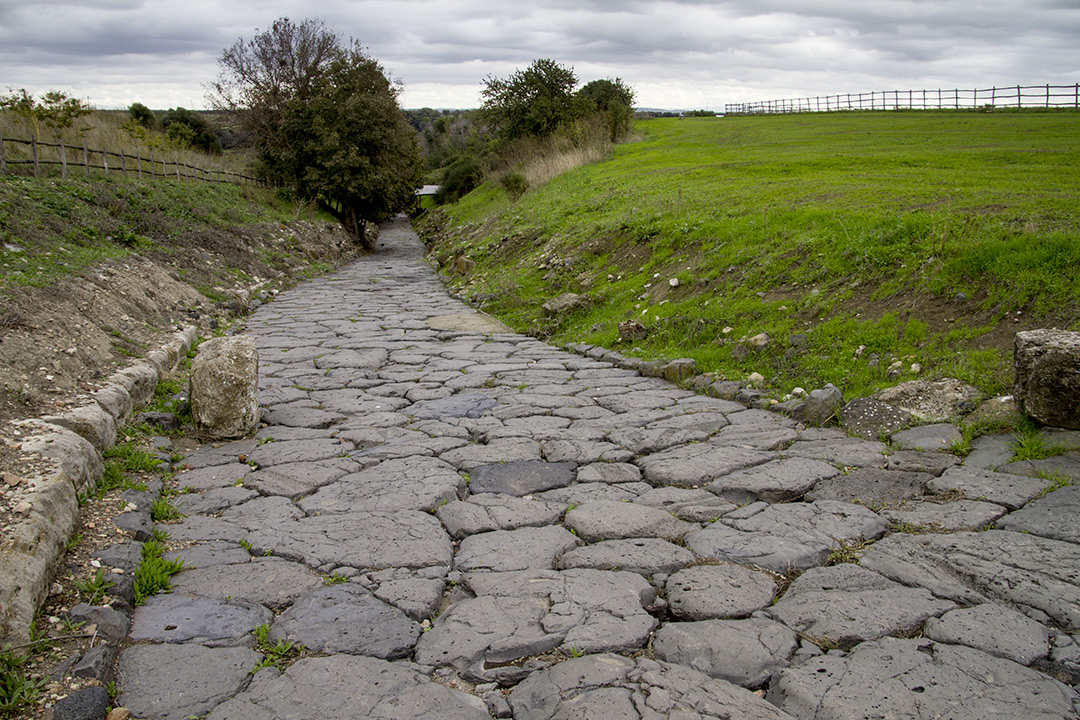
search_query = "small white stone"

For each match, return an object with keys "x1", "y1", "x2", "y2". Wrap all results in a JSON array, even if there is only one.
[
  {"x1": 669, "y1": 278, "x2": 679, "y2": 287},
  {"x1": 748, "y1": 372, "x2": 765, "y2": 384},
  {"x1": 792, "y1": 387, "x2": 807, "y2": 397}
]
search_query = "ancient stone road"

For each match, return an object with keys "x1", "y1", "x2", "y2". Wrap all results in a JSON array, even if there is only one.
[{"x1": 113, "y1": 217, "x2": 1080, "y2": 719}]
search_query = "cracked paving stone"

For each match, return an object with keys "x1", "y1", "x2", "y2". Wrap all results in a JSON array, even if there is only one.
[
  {"x1": 117, "y1": 644, "x2": 262, "y2": 720},
  {"x1": 207, "y1": 654, "x2": 490, "y2": 720},
  {"x1": 454, "y1": 525, "x2": 580, "y2": 572},
  {"x1": 128, "y1": 593, "x2": 272, "y2": 648},
  {"x1": 508, "y1": 653, "x2": 798, "y2": 720},
  {"x1": 653, "y1": 617, "x2": 799, "y2": 688},
  {"x1": 766, "y1": 563, "x2": 958, "y2": 647},
  {"x1": 767, "y1": 637, "x2": 1078, "y2": 720},
  {"x1": 267, "y1": 583, "x2": 420, "y2": 659},
  {"x1": 563, "y1": 499, "x2": 695, "y2": 543},
  {"x1": 415, "y1": 568, "x2": 658, "y2": 683}
]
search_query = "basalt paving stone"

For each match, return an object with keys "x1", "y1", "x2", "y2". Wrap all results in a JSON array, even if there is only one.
[
  {"x1": 686, "y1": 500, "x2": 889, "y2": 573},
  {"x1": 245, "y1": 437, "x2": 352, "y2": 468},
  {"x1": 927, "y1": 466, "x2": 1054, "y2": 509},
  {"x1": 884, "y1": 448, "x2": 962, "y2": 475},
  {"x1": 879, "y1": 498, "x2": 1007, "y2": 531},
  {"x1": 507, "y1": 653, "x2": 797, "y2": 720},
  {"x1": 634, "y1": 486, "x2": 738, "y2": 523},
  {"x1": 653, "y1": 617, "x2": 799, "y2": 689},
  {"x1": 129, "y1": 594, "x2": 272, "y2": 647},
  {"x1": 535, "y1": 481, "x2": 652, "y2": 505},
  {"x1": 267, "y1": 583, "x2": 420, "y2": 659},
  {"x1": 557, "y1": 538, "x2": 695, "y2": 576},
  {"x1": 260, "y1": 405, "x2": 348, "y2": 429},
  {"x1": 575, "y1": 462, "x2": 642, "y2": 484},
  {"x1": 711, "y1": 424, "x2": 800, "y2": 451},
  {"x1": 180, "y1": 440, "x2": 259, "y2": 470},
  {"x1": 607, "y1": 426, "x2": 718, "y2": 455},
  {"x1": 995, "y1": 485, "x2": 1080, "y2": 544},
  {"x1": 709, "y1": 457, "x2": 841, "y2": 504},
  {"x1": 767, "y1": 637, "x2": 1078, "y2": 720},
  {"x1": 298, "y1": 456, "x2": 466, "y2": 513},
  {"x1": 540, "y1": 437, "x2": 634, "y2": 464},
  {"x1": 860, "y1": 530, "x2": 1080, "y2": 632},
  {"x1": 206, "y1": 654, "x2": 490, "y2": 720},
  {"x1": 175, "y1": 486, "x2": 258, "y2": 515},
  {"x1": 1000, "y1": 452, "x2": 1080, "y2": 483},
  {"x1": 175, "y1": 464, "x2": 253, "y2": 492},
  {"x1": 665, "y1": 564, "x2": 777, "y2": 620},
  {"x1": 438, "y1": 437, "x2": 543, "y2": 470},
  {"x1": 436, "y1": 493, "x2": 566, "y2": 539},
  {"x1": 803, "y1": 467, "x2": 933, "y2": 505},
  {"x1": 415, "y1": 568, "x2": 657, "y2": 682},
  {"x1": 962, "y1": 434, "x2": 1017, "y2": 471},
  {"x1": 891, "y1": 422, "x2": 964, "y2": 451},
  {"x1": 409, "y1": 393, "x2": 499, "y2": 419},
  {"x1": 454, "y1": 525, "x2": 581, "y2": 572},
  {"x1": 766, "y1": 563, "x2": 958, "y2": 648},
  {"x1": 117, "y1": 644, "x2": 262, "y2": 720},
  {"x1": 242, "y1": 458, "x2": 359, "y2": 499},
  {"x1": 564, "y1": 500, "x2": 696, "y2": 543},
  {"x1": 170, "y1": 556, "x2": 325, "y2": 609},
  {"x1": 636, "y1": 443, "x2": 773, "y2": 487},
  {"x1": 165, "y1": 541, "x2": 252, "y2": 569},
  {"x1": 782, "y1": 436, "x2": 888, "y2": 468},
  {"x1": 923, "y1": 603, "x2": 1051, "y2": 666},
  {"x1": 241, "y1": 510, "x2": 454, "y2": 571},
  {"x1": 468, "y1": 460, "x2": 577, "y2": 496}
]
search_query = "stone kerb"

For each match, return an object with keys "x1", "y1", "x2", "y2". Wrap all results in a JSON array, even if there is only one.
[{"x1": 0, "y1": 325, "x2": 198, "y2": 643}]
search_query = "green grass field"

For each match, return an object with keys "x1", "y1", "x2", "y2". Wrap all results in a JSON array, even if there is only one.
[{"x1": 422, "y1": 110, "x2": 1080, "y2": 400}]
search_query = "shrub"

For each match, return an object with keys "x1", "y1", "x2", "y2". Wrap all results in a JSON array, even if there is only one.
[
  {"x1": 500, "y1": 171, "x2": 529, "y2": 200},
  {"x1": 435, "y1": 155, "x2": 484, "y2": 204},
  {"x1": 129, "y1": 102, "x2": 155, "y2": 128}
]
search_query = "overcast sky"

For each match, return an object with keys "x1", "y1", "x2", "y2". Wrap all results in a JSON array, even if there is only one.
[{"x1": 1, "y1": 1, "x2": 1078, "y2": 111}]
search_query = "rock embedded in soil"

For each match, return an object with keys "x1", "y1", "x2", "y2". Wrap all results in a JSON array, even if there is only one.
[{"x1": 1014, "y1": 328, "x2": 1080, "y2": 430}]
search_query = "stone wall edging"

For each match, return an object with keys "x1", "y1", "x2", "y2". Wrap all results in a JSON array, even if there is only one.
[{"x1": 0, "y1": 325, "x2": 198, "y2": 643}]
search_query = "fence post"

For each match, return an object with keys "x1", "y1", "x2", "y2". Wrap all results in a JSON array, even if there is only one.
[
  {"x1": 84, "y1": 144, "x2": 89, "y2": 177},
  {"x1": 1046, "y1": 84, "x2": 1050, "y2": 108},
  {"x1": 120, "y1": 149, "x2": 126, "y2": 175},
  {"x1": 0, "y1": 129, "x2": 5, "y2": 175},
  {"x1": 136, "y1": 148, "x2": 142, "y2": 177},
  {"x1": 31, "y1": 134, "x2": 39, "y2": 177},
  {"x1": 162, "y1": 157, "x2": 166, "y2": 178},
  {"x1": 102, "y1": 150, "x2": 108, "y2": 175},
  {"x1": 60, "y1": 139, "x2": 67, "y2": 178}
]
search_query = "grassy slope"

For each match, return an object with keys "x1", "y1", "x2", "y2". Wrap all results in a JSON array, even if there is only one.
[
  {"x1": 422, "y1": 110, "x2": 1080, "y2": 399},
  {"x1": 0, "y1": 175, "x2": 331, "y2": 292}
]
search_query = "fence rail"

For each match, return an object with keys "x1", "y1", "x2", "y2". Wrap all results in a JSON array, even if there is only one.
[
  {"x1": 0, "y1": 132, "x2": 262, "y2": 186},
  {"x1": 725, "y1": 83, "x2": 1080, "y2": 116}
]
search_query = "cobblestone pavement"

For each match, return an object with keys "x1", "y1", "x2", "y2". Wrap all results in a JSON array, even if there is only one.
[{"x1": 112, "y1": 217, "x2": 1080, "y2": 719}]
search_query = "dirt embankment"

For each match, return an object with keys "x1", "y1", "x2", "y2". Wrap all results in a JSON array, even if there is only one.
[{"x1": 0, "y1": 220, "x2": 363, "y2": 427}]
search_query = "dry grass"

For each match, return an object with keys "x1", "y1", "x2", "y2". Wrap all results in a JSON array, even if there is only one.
[
  {"x1": 0, "y1": 110, "x2": 249, "y2": 178},
  {"x1": 497, "y1": 116, "x2": 614, "y2": 189}
]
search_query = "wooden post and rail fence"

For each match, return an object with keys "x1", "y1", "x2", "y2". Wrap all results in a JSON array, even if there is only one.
[
  {"x1": 0, "y1": 132, "x2": 263, "y2": 186},
  {"x1": 725, "y1": 83, "x2": 1080, "y2": 116}
]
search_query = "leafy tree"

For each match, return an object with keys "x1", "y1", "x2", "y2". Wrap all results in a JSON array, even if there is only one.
[
  {"x1": 211, "y1": 18, "x2": 421, "y2": 248},
  {"x1": 0, "y1": 89, "x2": 91, "y2": 138},
  {"x1": 128, "y1": 102, "x2": 155, "y2": 128},
  {"x1": 577, "y1": 78, "x2": 635, "y2": 141},
  {"x1": 281, "y1": 45, "x2": 422, "y2": 246},
  {"x1": 159, "y1": 107, "x2": 222, "y2": 154},
  {"x1": 209, "y1": 17, "x2": 340, "y2": 183},
  {"x1": 480, "y1": 59, "x2": 582, "y2": 142}
]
